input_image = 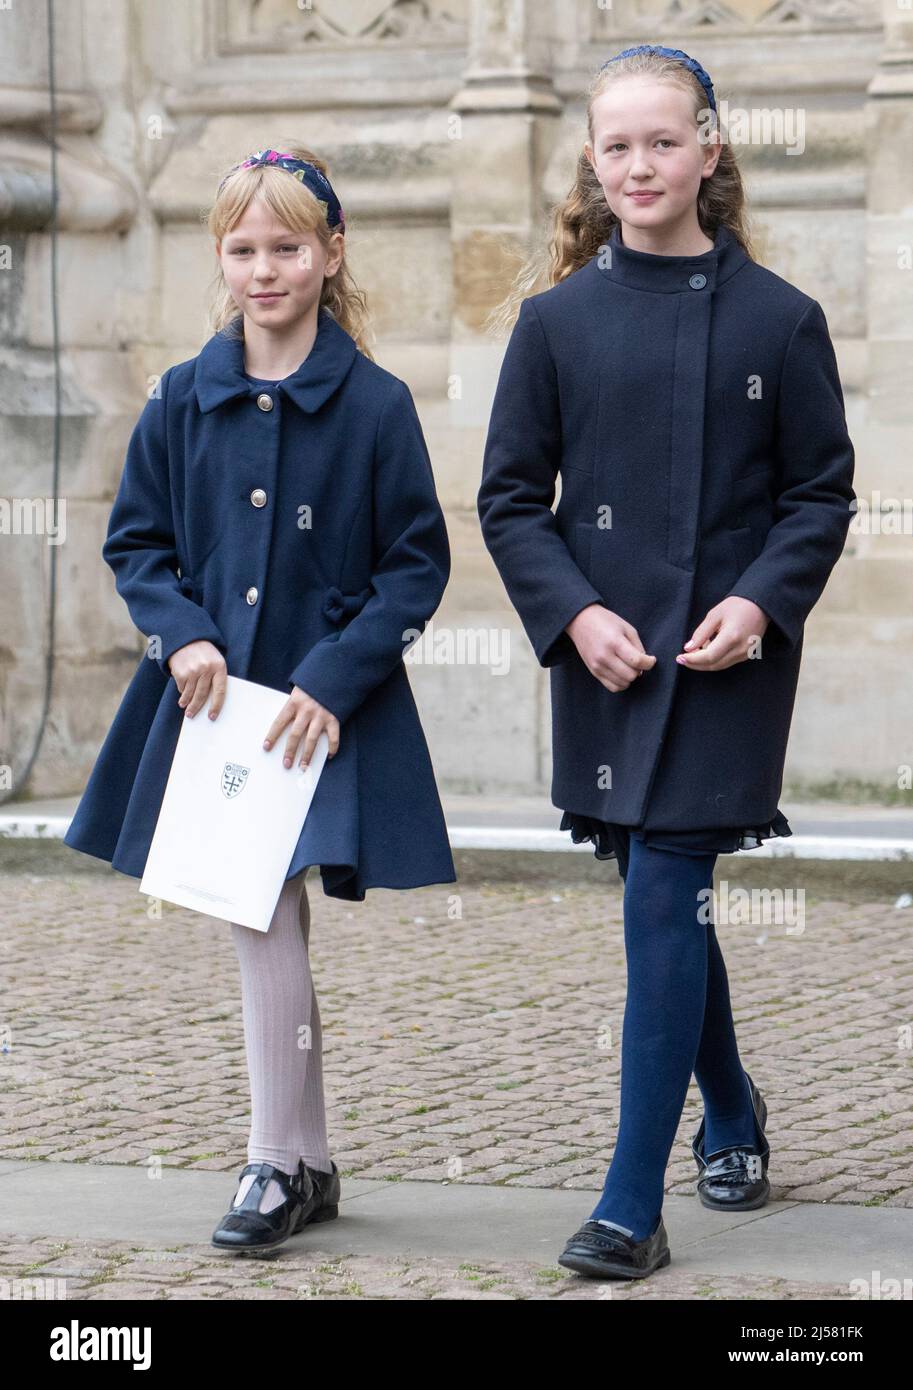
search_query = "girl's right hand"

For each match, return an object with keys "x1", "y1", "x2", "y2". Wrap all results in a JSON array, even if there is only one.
[
  {"x1": 168, "y1": 640, "x2": 228, "y2": 719},
  {"x1": 565, "y1": 604, "x2": 656, "y2": 692}
]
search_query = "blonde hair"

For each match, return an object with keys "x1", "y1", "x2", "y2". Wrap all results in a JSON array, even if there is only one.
[
  {"x1": 486, "y1": 52, "x2": 756, "y2": 337},
  {"x1": 204, "y1": 143, "x2": 375, "y2": 360}
]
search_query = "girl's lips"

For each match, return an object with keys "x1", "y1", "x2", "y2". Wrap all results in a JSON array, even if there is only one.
[
  {"x1": 251, "y1": 293, "x2": 286, "y2": 299},
  {"x1": 628, "y1": 192, "x2": 661, "y2": 201}
]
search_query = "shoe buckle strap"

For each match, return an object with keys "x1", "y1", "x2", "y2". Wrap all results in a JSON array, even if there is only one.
[{"x1": 235, "y1": 1162, "x2": 297, "y2": 1213}]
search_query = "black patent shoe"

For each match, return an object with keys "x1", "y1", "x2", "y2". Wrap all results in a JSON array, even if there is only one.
[
  {"x1": 300, "y1": 1160, "x2": 341, "y2": 1225},
  {"x1": 558, "y1": 1214, "x2": 671, "y2": 1280},
  {"x1": 692, "y1": 1071, "x2": 771, "y2": 1211},
  {"x1": 212, "y1": 1160, "x2": 315, "y2": 1252}
]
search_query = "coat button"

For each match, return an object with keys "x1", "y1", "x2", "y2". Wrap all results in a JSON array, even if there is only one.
[
  {"x1": 256, "y1": 393, "x2": 273, "y2": 411},
  {"x1": 250, "y1": 488, "x2": 267, "y2": 507},
  {"x1": 689, "y1": 273, "x2": 707, "y2": 290},
  {"x1": 245, "y1": 586, "x2": 259, "y2": 605}
]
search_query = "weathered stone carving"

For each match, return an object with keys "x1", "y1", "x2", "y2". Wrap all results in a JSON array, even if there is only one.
[
  {"x1": 217, "y1": 0, "x2": 468, "y2": 49},
  {"x1": 591, "y1": 0, "x2": 880, "y2": 33}
]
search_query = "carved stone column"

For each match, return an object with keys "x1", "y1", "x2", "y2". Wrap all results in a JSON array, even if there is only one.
[
  {"x1": 448, "y1": 0, "x2": 561, "y2": 400},
  {"x1": 854, "y1": 0, "x2": 913, "y2": 793},
  {"x1": 865, "y1": 0, "x2": 913, "y2": 430},
  {"x1": 445, "y1": 1, "x2": 563, "y2": 791},
  {"x1": 0, "y1": 0, "x2": 139, "y2": 799}
]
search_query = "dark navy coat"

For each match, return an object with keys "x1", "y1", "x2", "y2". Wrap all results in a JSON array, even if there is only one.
[
  {"x1": 477, "y1": 222, "x2": 856, "y2": 832},
  {"x1": 65, "y1": 306, "x2": 456, "y2": 901}
]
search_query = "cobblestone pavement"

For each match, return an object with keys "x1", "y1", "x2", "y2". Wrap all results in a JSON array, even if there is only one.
[
  {"x1": 0, "y1": 1233, "x2": 857, "y2": 1300},
  {"x1": 2, "y1": 849, "x2": 912, "y2": 1298}
]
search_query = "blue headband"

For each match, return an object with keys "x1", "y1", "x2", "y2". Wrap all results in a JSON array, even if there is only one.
[
  {"x1": 601, "y1": 45, "x2": 717, "y2": 115},
  {"x1": 217, "y1": 149, "x2": 345, "y2": 231}
]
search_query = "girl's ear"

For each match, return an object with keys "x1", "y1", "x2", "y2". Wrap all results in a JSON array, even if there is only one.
[
  {"x1": 705, "y1": 125, "x2": 722, "y2": 158},
  {"x1": 324, "y1": 232, "x2": 345, "y2": 279},
  {"x1": 701, "y1": 133, "x2": 722, "y2": 179}
]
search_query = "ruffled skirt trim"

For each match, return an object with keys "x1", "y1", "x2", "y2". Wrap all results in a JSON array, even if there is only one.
[{"x1": 559, "y1": 808, "x2": 793, "y2": 862}]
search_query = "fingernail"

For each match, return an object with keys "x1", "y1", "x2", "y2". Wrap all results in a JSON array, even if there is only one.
[
  {"x1": 263, "y1": 739, "x2": 270, "y2": 748},
  {"x1": 676, "y1": 655, "x2": 686, "y2": 664},
  {"x1": 684, "y1": 640, "x2": 694, "y2": 649}
]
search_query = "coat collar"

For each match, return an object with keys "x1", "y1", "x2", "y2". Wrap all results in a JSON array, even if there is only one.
[
  {"x1": 194, "y1": 305, "x2": 359, "y2": 414},
  {"x1": 594, "y1": 220, "x2": 748, "y2": 294}
]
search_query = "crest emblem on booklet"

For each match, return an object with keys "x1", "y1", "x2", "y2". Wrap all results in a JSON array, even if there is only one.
[{"x1": 221, "y1": 762, "x2": 250, "y2": 799}]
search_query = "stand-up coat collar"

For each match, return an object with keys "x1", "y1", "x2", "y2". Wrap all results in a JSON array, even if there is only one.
[
  {"x1": 194, "y1": 305, "x2": 358, "y2": 414},
  {"x1": 596, "y1": 220, "x2": 748, "y2": 294}
]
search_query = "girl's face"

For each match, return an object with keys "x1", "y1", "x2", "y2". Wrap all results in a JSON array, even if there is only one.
[
  {"x1": 216, "y1": 196, "x2": 344, "y2": 330},
  {"x1": 584, "y1": 76, "x2": 720, "y2": 236}
]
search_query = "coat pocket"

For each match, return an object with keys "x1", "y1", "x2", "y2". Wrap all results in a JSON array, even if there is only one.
[
  {"x1": 178, "y1": 572, "x2": 204, "y2": 607},
  {"x1": 177, "y1": 572, "x2": 198, "y2": 606}
]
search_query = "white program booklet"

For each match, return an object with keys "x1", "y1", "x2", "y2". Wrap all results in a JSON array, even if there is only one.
[{"x1": 140, "y1": 674, "x2": 328, "y2": 931}]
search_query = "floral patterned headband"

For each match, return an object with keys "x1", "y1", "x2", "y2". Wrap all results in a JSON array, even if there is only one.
[
  {"x1": 217, "y1": 149, "x2": 346, "y2": 232},
  {"x1": 601, "y1": 44, "x2": 717, "y2": 115}
]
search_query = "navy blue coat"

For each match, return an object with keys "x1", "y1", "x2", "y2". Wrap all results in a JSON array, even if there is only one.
[
  {"x1": 65, "y1": 306, "x2": 456, "y2": 901},
  {"x1": 477, "y1": 222, "x2": 856, "y2": 832}
]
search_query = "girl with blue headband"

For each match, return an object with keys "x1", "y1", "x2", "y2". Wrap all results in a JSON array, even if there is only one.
[
  {"x1": 479, "y1": 47, "x2": 855, "y2": 1280},
  {"x1": 64, "y1": 141, "x2": 456, "y2": 1250}
]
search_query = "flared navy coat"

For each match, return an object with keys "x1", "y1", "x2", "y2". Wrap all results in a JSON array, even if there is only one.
[
  {"x1": 64, "y1": 306, "x2": 456, "y2": 901},
  {"x1": 477, "y1": 222, "x2": 856, "y2": 832}
]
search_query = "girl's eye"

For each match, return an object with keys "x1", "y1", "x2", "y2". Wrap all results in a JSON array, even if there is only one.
[{"x1": 606, "y1": 139, "x2": 675, "y2": 152}]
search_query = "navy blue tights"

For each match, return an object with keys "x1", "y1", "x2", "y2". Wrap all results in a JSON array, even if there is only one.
[{"x1": 588, "y1": 835, "x2": 759, "y2": 1240}]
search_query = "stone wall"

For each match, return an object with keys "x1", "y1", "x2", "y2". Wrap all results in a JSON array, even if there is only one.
[{"x1": 1, "y1": 0, "x2": 910, "y2": 804}]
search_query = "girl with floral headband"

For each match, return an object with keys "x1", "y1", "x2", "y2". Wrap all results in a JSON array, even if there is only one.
[
  {"x1": 65, "y1": 143, "x2": 456, "y2": 1251},
  {"x1": 479, "y1": 46, "x2": 855, "y2": 1280}
]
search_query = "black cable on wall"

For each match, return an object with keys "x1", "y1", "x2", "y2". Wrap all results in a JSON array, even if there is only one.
[{"x1": 1, "y1": 0, "x2": 61, "y2": 806}]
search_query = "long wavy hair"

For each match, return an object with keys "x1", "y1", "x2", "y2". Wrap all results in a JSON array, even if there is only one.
[
  {"x1": 204, "y1": 142, "x2": 374, "y2": 359},
  {"x1": 486, "y1": 51, "x2": 756, "y2": 337}
]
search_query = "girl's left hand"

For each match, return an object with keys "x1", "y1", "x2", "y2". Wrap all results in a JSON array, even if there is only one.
[
  {"x1": 676, "y1": 597, "x2": 771, "y2": 671},
  {"x1": 263, "y1": 687, "x2": 340, "y2": 768}
]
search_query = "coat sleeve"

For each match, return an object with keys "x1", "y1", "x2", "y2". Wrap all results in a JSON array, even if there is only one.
[
  {"x1": 476, "y1": 296, "x2": 604, "y2": 667},
  {"x1": 102, "y1": 368, "x2": 228, "y2": 676},
  {"x1": 287, "y1": 378, "x2": 450, "y2": 725},
  {"x1": 724, "y1": 298, "x2": 856, "y2": 653}
]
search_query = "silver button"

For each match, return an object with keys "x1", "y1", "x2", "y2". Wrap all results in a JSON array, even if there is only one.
[
  {"x1": 250, "y1": 488, "x2": 267, "y2": 508},
  {"x1": 689, "y1": 273, "x2": 707, "y2": 290},
  {"x1": 245, "y1": 586, "x2": 258, "y2": 605},
  {"x1": 256, "y1": 393, "x2": 273, "y2": 411}
]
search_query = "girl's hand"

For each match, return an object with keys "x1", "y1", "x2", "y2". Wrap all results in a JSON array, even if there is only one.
[
  {"x1": 565, "y1": 603, "x2": 657, "y2": 692},
  {"x1": 677, "y1": 597, "x2": 770, "y2": 671},
  {"x1": 169, "y1": 640, "x2": 228, "y2": 719},
  {"x1": 263, "y1": 687, "x2": 340, "y2": 769}
]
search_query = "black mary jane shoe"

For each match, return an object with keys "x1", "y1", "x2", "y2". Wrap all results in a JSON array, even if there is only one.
[
  {"x1": 299, "y1": 1160, "x2": 341, "y2": 1225},
  {"x1": 558, "y1": 1214, "x2": 671, "y2": 1281},
  {"x1": 692, "y1": 1070, "x2": 771, "y2": 1211},
  {"x1": 212, "y1": 1160, "x2": 315, "y2": 1252}
]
